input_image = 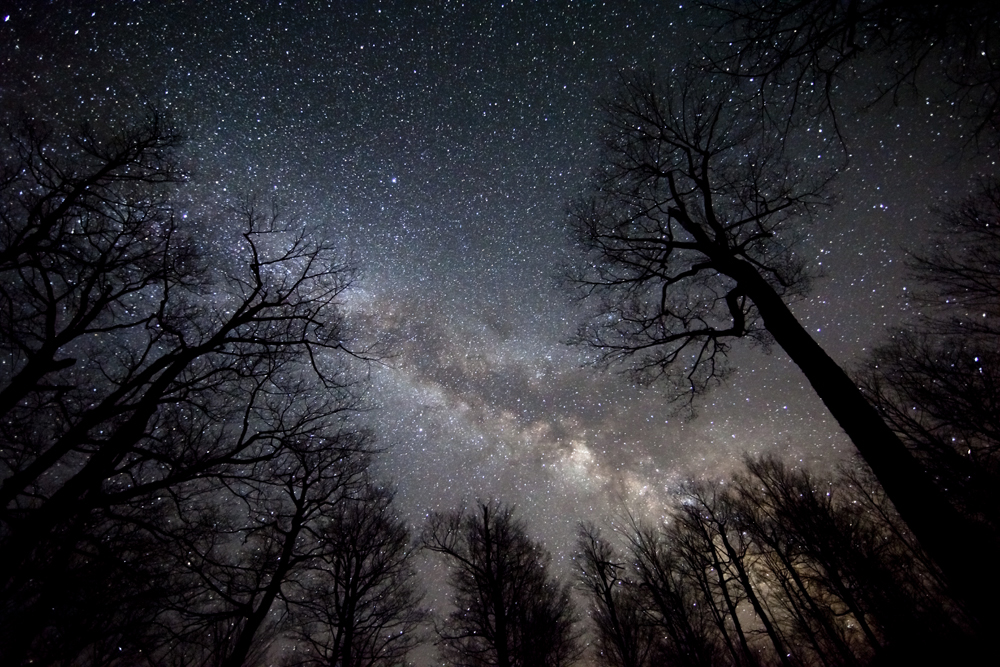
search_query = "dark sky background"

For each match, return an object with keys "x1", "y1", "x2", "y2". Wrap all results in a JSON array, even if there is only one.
[{"x1": 0, "y1": 0, "x2": 987, "y2": 651}]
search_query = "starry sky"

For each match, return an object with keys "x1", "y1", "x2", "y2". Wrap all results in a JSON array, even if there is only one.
[{"x1": 0, "y1": 0, "x2": 988, "y2": 612}]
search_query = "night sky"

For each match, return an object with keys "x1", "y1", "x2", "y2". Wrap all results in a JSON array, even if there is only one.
[{"x1": 0, "y1": 0, "x2": 989, "y2": 633}]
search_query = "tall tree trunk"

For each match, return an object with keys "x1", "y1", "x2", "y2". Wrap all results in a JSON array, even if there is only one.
[
  {"x1": 769, "y1": 542, "x2": 858, "y2": 666},
  {"x1": 705, "y1": 537, "x2": 755, "y2": 667},
  {"x1": 728, "y1": 257, "x2": 998, "y2": 630},
  {"x1": 718, "y1": 530, "x2": 792, "y2": 667},
  {"x1": 686, "y1": 552, "x2": 742, "y2": 667},
  {"x1": 483, "y1": 507, "x2": 511, "y2": 667}
]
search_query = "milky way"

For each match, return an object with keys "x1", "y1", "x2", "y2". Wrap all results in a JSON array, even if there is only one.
[{"x1": 0, "y1": 0, "x2": 985, "y2": 609}]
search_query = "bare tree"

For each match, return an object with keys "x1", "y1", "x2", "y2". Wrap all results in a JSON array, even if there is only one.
[
  {"x1": 574, "y1": 523, "x2": 655, "y2": 667},
  {"x1": 732, "y1": 457, "x2": 889, "y2": 665},
  {"x1": 732, "y1": 455, "x2": 973, "y2": 664},
  {"x1": 612, "y1": 514, "x2": 720, "y2": 667},
  {"x1": 0, "y1": 112, "x2": 373, "y2": 665},
  {"x1": 422, "y1": 501, "x2": 580, "y2": 667},
  {"x1": 861, "y1": 332, "x2": 1000, "y2": 529},
  {"x1": 728, "y1": 463, "x2": 865, "y2": 666},
  {"x1": 154, "y1": 423, "x2": 374, "y2": 667},
  {"x1": 290, "y1": 483, "x2": 427, "y2": 667},
  {"x1": 0, "y1": 111, "x2": 189, "y2": 503},
  {"x1": 911, "y1": 178, "x2": 1000, "y2": 335},
  {"x1": 681, "y1": 482, "x2": 798, "y2": 667},
  {"x1": 570, "y1": 71, "x2": 820, "y2": 400},
  {"x1": 597, "y1": 454, "x2": 969, "y2": 667},
  {"x1": 568, "y1": 71, "x2": 997, "y2": 631}
]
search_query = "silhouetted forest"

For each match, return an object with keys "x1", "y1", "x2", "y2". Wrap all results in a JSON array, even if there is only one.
[
  {"x1": 3, "y1": 1, "x2": 999, "y2": 665},
  {"x1": 3, "y1": 105, "x2": 998, "y2": 667}
]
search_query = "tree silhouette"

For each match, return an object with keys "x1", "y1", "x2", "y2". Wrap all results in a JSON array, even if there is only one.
[
  {"x1": 0, "y1": 112, "x2": 378, "y2": 665},
  {"x1": 155, "y1": 427, "x2": 380, "y2": 667},
  {"x1": 615, "y1": 513, "x2": 720, "y2": 667},
  {"x1": 727, "y1": 459, "x2": 872, "y2": 666},
  {"x1": 423, "y1": 501, "x2": 580, "y2": 667},
  {"x1": 290, "y1": 483, "x2": 427, "y2": 667},
  {"x1": 568, "y1": 71, "x2": 998, "y2": 632},
  {"x1": 0, "y1": 110, "x2": 187, "y2": 424},
  {"x1": 580, "y1": 455, "x2": 969, "y2": 667},
  {"x1": 574, "y1": 523, "x2": 655, "y2": 667}
]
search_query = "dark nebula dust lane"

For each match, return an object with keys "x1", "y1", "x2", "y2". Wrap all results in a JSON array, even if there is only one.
[{"x1": 0, "y1": 0, "x2": 984, "y2": 576}]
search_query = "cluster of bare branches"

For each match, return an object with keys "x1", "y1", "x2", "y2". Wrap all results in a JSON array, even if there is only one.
[
  {"x1": 570, "y1": 71, "x2": 826, "y2": 398},
  {"x1": 423, "y1": 501, "x2": 582, "y2": 667},
  {"x1": 575, "y1": 455, "x2": 967, "y2": 667},
  {"x1": 0, "y1": 113, "x2": 425, "y2": 667}
]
